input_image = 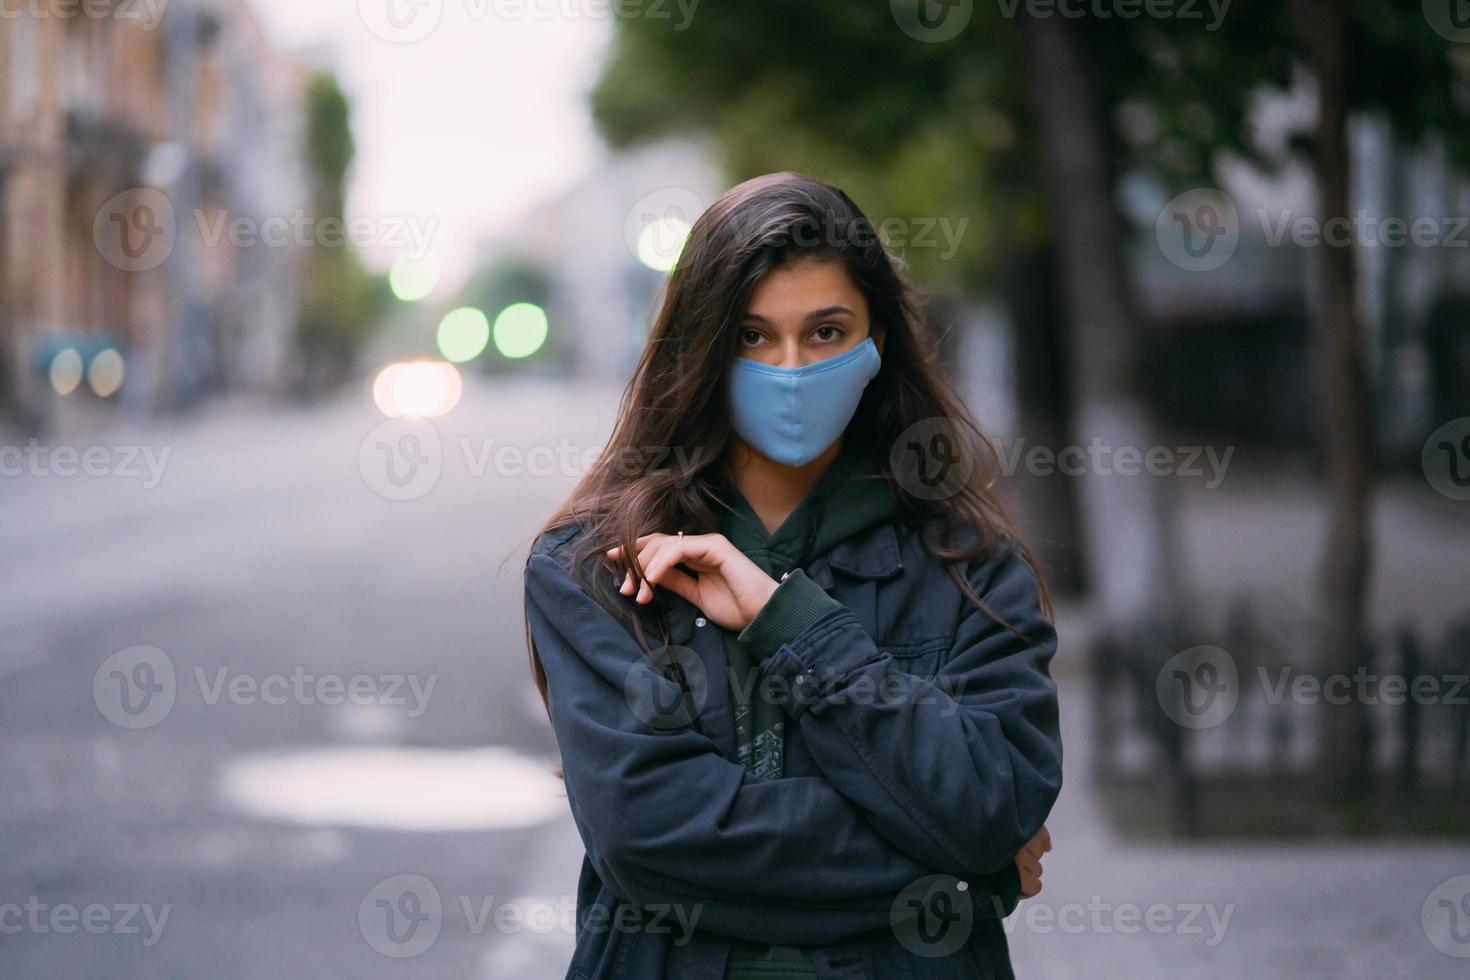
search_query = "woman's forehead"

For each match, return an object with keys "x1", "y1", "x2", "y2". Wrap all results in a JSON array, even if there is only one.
[{"x1": 744, "y1": 259, "x2": 868, "y2": 324}]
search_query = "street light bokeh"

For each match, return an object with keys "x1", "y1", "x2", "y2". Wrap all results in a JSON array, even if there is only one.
[
  {"x1": 388, "y1": 253, "x2": 442, "y2": 302},
  {"x1": 436, "y1": 307, "x2": 491, "y2": 363},
  {"x1": 371, "y1": 360, "x2": 463, "y2": 418},
  {"x1": 635, "y1": 215, "x2": 692, "y2": 272},
  {"x1": 88, "y1": 349, "x2": 125, "y2": 398},
  {"x1": 492, "y1": 302, "x2": 549, "y2": 359},
  {"x1": 48, "y1": 349, "x2": 83, "y2": 396}
]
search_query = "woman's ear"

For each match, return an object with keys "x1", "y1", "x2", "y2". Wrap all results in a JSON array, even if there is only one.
[{"x1": 871, "y1": 323, "x2": 886, "y2": 355}]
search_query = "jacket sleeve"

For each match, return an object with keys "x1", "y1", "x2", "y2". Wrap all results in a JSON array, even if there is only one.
[
  {"x1": 524, "y1": 548, "x2": 1021, "y2": 945},
  {"x1": 742, "y1": 544, "x2": 1063, "y2": 878}
]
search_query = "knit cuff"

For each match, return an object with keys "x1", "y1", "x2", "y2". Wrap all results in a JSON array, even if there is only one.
[{"x1": 739, "y1": 569, "x2": 844, "y2": 661}]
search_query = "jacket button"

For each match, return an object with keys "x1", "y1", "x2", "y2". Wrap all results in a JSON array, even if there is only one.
[{"x1": 694, "y1": 617, "x2": 707, "y2": 628}]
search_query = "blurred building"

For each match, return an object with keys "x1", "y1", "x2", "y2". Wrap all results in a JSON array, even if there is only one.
[
  {"x1": 1126, "y1": 94, "x2": 1470, "y2": 461},
  {"x1": 0, "y1": 0, "x2": 307, "y2": 430}
]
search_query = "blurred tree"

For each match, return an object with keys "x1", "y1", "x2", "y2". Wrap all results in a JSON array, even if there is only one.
[
  {"x1": 1296, "y1": 0, "x2": 1375, "y2": 809},
  {"x1": 593, "y1": 5, "x2": 1033, "y2": 295},
  {"x1": 1018, "y1": 12, "x2": 1192, "y2": 624},
  {"x1": 0, "y1": 154, "x2": 13, "y2": 426},
  {"x1": 304, "y1": 73, "x2": 354, "y2": 217},
  {"x1": 295, "y1": 72, "x2": 386, "y2": 394},
  {"x1": 1118, "y1": 1, "x2": 1470, "y2": 804}
]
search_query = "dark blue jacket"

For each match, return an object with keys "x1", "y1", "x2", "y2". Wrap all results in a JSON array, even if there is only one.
[{"x1": 524, "y1": 518, "x2": 1063, "y2": 979}]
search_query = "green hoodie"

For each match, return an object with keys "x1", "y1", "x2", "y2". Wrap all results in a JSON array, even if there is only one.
[{"x1": 717, "y1": 441, "x2": 894, "y2": 980}]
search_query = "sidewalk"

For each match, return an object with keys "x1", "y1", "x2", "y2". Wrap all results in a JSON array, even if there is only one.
[
  {"x1": 1011, "y1": 466, "x2": 1470, "y2": 977},
  {"x1": 1011, "y1": 602, "x2": 1466, "y2": 978}
]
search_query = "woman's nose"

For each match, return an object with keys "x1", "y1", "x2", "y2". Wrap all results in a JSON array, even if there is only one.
[{"x1": 774, "y1": 340, "x2": 815, "y2": 369}]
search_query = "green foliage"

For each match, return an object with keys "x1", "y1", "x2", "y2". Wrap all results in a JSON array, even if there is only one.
[
  {"x1": 296, "y1": 72, "x2": 382, "y2": 386},
  {"x1": 591, "y1": 0, "x2": 1470, "y2": 278},
  {"x1": 299, "y1": 248, "x2": 385, "y2": 349},
  {"x1": 304, "y1": 73, "x2": 356, "y2": 208},
  {"x1": 590, "y1": 1, "x2": 1037, "y2": 292},
  {"x1": 1095, "y1": 1, "x2": 1470, "y2": 191}
]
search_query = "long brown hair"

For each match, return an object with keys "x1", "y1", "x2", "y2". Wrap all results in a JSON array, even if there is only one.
[{"x1": 527, "y1": 172, "x2": 1050, "y2": 706}]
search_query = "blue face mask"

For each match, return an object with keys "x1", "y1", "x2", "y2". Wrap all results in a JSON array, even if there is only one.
[{"x1": 727, "y1": 337, "x2": 882, "y2": 467}]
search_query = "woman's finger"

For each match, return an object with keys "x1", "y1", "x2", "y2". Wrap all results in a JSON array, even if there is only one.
[
  {"x1": 673, "y1": 533, "x2": 731, "y2": 567},
  {"x1": 606, "y1": 532, "x2": 678, "y2": 559},
  {"x1": 648, "y1": 563, "x2": 700, "y2": 605},
  {"x1": 643, "y1": 541, "x2": 687, "y2": 587},
  {"x1": 1038, "y1": 825, "x2": 1053, "y2": 853},
  {"x1": 647, "y1": 537, "x2": 720, "y2": 608},
  {"x1": 633, "y1": 538, "x2": 678, "y2": 604},
  {"x1": 615, "y1": 540, "x2": 662, "y2": 601},
  {"x1": 609, "y1": 532, "x2": 730, "y2": 565},
  {"x1": 636, "y1": 533, "x2": 720, "y2": 570},
  {"x1": 635, "y1": 547, "x2": 658, "y2": 603},
  {"x1": 610, "y1": 533, "x2": 728, "y2": 605},
  {"x1": 1016, "y1": 856, "x2": 1042, "y2": 896}
]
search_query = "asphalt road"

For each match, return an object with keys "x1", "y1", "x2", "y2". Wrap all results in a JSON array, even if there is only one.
[{"x1": 1, "y1": 378, "x2": 614, "y2": 979}]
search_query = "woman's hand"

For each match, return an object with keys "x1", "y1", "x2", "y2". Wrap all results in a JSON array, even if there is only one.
[
  {"x1": 1014, "y1": 824, "x2": 1052, "y2": 898},
  {"x1": 607, "y1": 533, "x2": 779, "y2": 632}
]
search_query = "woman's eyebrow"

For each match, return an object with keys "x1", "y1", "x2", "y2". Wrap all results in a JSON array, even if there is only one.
[
  {"x1": 805, "y1": 305, "x2": 855, "y2": 320},
  {"x1": 741, "y1": 305, "x2": 855, "y2": 323}
]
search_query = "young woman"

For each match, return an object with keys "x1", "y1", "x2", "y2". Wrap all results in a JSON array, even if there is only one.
[{"x1": 524, "y1": 173, "x2": 1061, "y2": 980}]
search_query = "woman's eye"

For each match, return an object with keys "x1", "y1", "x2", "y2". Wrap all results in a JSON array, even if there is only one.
[
  {"x1": 813, "y1": 324, "x2": 843, "y2": 342},
  {"x1": 739, "y1": 329, "x2": 764, "y2": 347}
]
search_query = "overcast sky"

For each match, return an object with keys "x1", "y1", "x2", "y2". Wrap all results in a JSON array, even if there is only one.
[{"x1": 247, "y1": 0, "x2": 612, "y2": 294}]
